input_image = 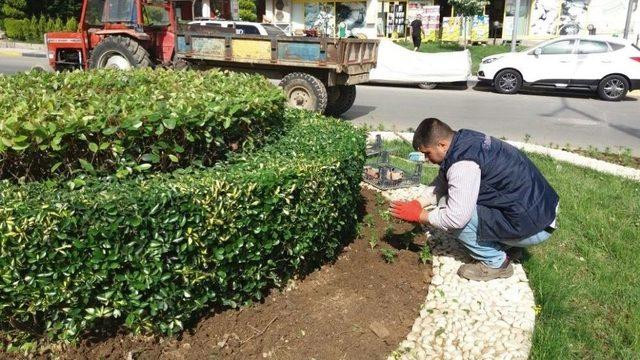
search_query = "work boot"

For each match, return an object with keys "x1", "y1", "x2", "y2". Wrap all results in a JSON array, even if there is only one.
[{"x1": 457, "y1": 259, "x2": 513, "y2": 281}]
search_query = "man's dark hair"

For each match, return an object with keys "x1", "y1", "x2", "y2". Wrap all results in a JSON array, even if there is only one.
[{"x1": 412, "y1": 118, "x2": 455, "y2": 150}]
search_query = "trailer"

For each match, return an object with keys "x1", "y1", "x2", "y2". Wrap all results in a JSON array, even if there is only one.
[{"x1": 44, "y1": 0, "x2": 379, "y2": 115}]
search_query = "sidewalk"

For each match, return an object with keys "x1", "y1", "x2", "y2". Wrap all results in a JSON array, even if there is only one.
[{"x1": 0, "y1": 39, "x2": 46, "y2": 58}]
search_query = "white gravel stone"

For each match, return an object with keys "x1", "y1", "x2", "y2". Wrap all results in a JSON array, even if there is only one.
[{"x1": 367, "y1": 132, "x2": 640, "y2": 360}]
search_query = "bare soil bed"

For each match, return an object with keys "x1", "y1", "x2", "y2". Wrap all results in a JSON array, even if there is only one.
[{"x1": 17, "y1": 189, "x2": 431, "y2": 360}]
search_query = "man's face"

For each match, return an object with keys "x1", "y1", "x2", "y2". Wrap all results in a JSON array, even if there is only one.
[{"x1": 418, "y1": 140, "x2": 449, "y2": 164}]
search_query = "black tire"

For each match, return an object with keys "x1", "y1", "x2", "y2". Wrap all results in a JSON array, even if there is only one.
[
  {"x1": 325, "y1": 85, "x2": 356, "y2": 117},
  {"x1": 279, "y1": 72, "x2": 328, "y2": 113},
  {"x1": 89, "y1": 36, "x2": 152, "y2": 69},
  {"x1": 418, "y1": 82, "x2": 437, "y2": 90},
  {"x1": 494, "y1": 69, "x2": 522, "y2": 94},
  {"x1": 597, "y1": 75, "x2": 628, "y2": 101}
]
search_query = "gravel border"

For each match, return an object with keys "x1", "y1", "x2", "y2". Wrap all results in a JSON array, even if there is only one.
[
  {"x1": 364, "y1": 131, "x2": 638, "y2": 359},
  {"x1": 362, "y1": 183, "x2": 535, "y2": 360}
]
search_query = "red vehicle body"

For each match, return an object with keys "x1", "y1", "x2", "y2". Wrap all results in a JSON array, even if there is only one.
[{"x1": 45, "y1": 0, "x2": 194, "y2": 71}]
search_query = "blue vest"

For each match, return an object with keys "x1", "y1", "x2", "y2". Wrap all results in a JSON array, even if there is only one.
[{"x1": 440, "y1": 129, "x2": 559, "y2": 241}]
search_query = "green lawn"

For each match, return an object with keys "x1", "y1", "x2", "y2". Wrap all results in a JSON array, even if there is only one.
[
  {"x1": 379, "y1": 140, "x2": 640, "y2": 358},
  {"x1": 396, "y1": 40, "x2": 525, "y2": 74}
]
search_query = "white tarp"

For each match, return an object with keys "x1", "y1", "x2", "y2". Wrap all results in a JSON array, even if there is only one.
[{"x1": 369, "y1": 39, "x2": 472, "y2": 84}]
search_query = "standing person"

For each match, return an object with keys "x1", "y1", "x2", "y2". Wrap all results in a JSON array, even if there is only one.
[
  {"x1": 390, "y1": 118, "x2": 559, "y2": 281},
  {"x1": 410, "y1": 15, "x2": 423, "y2": 51}
]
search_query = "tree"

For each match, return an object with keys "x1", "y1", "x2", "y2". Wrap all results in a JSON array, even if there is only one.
[
  {"x1": 448, "y1": 0, "x2": 486, "y2": 48},
  {"x1": 1, "y1": 0, "x2": 27, "y2": 18},
  {"x1": 239, "y1": 0, "x2": 257, "y2": 22}
]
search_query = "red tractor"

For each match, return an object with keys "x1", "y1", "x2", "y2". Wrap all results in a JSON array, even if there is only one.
[
  {"x1": 45, "y1": 0, "x2": 379, "y2": 115},
  {"x1": 45, "y1": 0, "x2": 192, "y2": 70}
]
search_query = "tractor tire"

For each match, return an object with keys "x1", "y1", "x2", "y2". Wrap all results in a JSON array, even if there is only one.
[
  {"x1": 89, "y1": 36, "x2": 152, "y2": 70},
  {"x1": 279, "y1": 72, "x2": 328, "y2": 113},
  {"x1": 325, "y1": 85, "x2": 356, "y2": 117}
]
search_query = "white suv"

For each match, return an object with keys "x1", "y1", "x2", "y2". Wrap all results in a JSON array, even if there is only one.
[
  {"x1": 188, "y1": 19, "x2": 288, "y2": 36},
  {"x1": 478, "y1": 36, "x2": 640, "y2": 101}
]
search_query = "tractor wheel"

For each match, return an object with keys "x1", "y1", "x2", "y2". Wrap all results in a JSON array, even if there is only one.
[
  {"x1": 279, "y1": 72, "x2": 328, "y2": 113},
  {"x1": 325, "y1": 85, "x2": 356, "y2": 117},
  {"x1": 89, "y1": 36, "x2": 152, "y2": 70}
]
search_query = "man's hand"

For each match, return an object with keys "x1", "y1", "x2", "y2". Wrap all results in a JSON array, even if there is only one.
[{"x1": 390, "y1": 200, "x2": 424, "y2": 223}]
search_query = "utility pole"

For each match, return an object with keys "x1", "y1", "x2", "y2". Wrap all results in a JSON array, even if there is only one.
[
  {"x1": 511, "y1": 0, "x2": 521, "y2": 52},
  {"x1": 623, "y1": 0, "x2": 638, "y2": 39}
]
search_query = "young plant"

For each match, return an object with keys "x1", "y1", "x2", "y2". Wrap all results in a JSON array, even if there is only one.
[
  {"x1": 369, "y1": 234, "x2": 378, "y2": 250},
  {"x1": 380, "y1": 248, "x2": 398, "y2": 263},
  {"x1": 419, "y1": 244, "x2": 432, "y2": 264},
  {"x1": 374, "y1": 192, "x2": 386, "y2": 207},
  {"x1": 379, "y1": 209, "x2": 392, "y2": 223},
  {"x1": 384, "y1": 225, "x2": 395, "y2": 238},
  {"x1": 355, "y1": 223, "x2": 364, "y2": 239},
  {"x1": 363, "y1": 214, "x2": 375, "y2": 228}
]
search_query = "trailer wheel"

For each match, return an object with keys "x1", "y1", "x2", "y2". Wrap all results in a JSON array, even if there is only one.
[
  {"x1": 280, "y1": 72, "x2": 328, "y2": 113},
  {"x1": 325, "y1": 85, "x2": 356, "y2": 117},
  {"x1": 89, "y1": 36, "x2": 152, "y2": 69}
]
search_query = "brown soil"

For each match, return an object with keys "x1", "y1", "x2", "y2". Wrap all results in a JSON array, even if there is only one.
[{"x1": 14, "y1": 189, "x2": 431, "y2": 360}]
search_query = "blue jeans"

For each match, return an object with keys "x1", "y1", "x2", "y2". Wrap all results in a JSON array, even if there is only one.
[{"x1": 452, "y1": 207, "x2": 552, "y2": 268}]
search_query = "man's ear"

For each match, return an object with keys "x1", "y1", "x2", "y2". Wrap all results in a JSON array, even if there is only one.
[{"x1": 438, "y1": 138, "x2": 450, "y2": 151}]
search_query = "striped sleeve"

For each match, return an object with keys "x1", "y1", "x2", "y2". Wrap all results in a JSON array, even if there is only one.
[{"x1": 428, "y1": 161, "x2": 481, "y2": 231}]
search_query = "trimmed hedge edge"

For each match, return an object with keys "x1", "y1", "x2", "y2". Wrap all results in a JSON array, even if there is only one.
[{"x1": 0, "y1": 110, "x2": 366, "y2": 346}]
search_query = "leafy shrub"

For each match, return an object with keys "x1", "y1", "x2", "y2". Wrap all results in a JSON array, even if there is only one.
[
  {"x1": 239, "y1": 0, "x2": 257, "y2": 22},
  {"x1": 2, "y1": 18, "x2": 28, "y2": 40},
  {"x1": 0, "y1": 69, "x2": 285, "y2": 181},
  {"x1": 1, "y1": 15, "x2": 76, "y2": 42},
  {"x1": 0, "y1": 110, "x2": 366, "y2": 344}
]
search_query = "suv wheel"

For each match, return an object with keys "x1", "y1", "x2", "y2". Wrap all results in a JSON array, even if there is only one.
[
  {"x1": 597, "y1": 75, "x2": 628, "y2": 101},
  {"x1": 494, "y1": 69, "x2": 522, "y2": 94}
]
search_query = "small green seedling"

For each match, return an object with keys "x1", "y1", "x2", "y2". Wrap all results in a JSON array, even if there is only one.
[
  {"x1": 379, "y1": 209, "x2": 391, "y2": 223},
  {"x1": 384, "y1": 225, "x2": 394, "y2": 237},
  {"x1": 355, "y1": 223, "x2": 364, "y2": 238},
  {"x1": 380, "y1": 248, "x2": 398, "y2": 263},
  {"x1": 363, "y1": 214, "x2": 375, "y2": 228},
  {"x1": 419, "y1": 244, "x2": 432, "y2": 264},
  {"x1": 375, "y1": 193, "x2": 386, "y2": 207},
  {"x1": 369, "y1": 234, "x2": 378, "y2": 250}
]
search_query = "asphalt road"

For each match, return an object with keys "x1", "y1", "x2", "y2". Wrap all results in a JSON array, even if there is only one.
[
  {"x1": 2, "y1": 55, "x2": 639, "y2": 154},
  {"x1": 349, "y1": 84, "x2": 640, "y2": 155},
  {"x1": 0, "y1": 55, "x2": 49, "y2": 74}
]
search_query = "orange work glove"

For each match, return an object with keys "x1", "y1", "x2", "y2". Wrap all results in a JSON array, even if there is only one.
[{"x1": 390, "y1": 200, "x2": 423, "y2": 223}]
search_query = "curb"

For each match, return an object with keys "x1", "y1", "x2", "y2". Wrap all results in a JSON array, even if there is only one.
[
  {"x1": 0, "y1": 48, "x2": 47, "y2": 58},
  {"x1": 368, "y1": 131, "x2": 640, "y2": 182}
]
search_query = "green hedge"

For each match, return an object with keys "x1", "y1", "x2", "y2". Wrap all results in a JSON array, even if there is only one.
[
  {"x1": 0, "y1": 110, "x2": 366, "y2": 344},
  {"x1": 0, "y1": 69, "x2": 285, "y2": 181},
  {"x1": 2, "y1": 16, "x2": 76, "y2": 42}
]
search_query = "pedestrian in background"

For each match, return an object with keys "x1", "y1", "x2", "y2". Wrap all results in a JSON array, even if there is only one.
[{"x1": 410, "y1": 15, "x2": 423, "y2": 51}]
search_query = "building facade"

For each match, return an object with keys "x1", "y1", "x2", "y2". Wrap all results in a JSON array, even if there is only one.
[{"x1": 195, "y1": 0, "x2": 640, "y2": 42}]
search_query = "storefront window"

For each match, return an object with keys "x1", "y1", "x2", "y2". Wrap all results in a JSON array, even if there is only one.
[
  {"x1": 304, "y1": 3, "x2": 336, "y2": 36},
  {"x1": 336, "y1": 2, "x2": 366, "y2": 37}
]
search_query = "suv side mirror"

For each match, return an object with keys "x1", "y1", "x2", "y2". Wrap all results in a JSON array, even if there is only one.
[{"x1": 534, "y1": 48, "x2": 542, "y2": 56}]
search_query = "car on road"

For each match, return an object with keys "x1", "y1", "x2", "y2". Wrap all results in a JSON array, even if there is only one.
[
  {"x1": 368, "y1": 39, "x2": 471, "y2": 89},
  {"x1": 478, "y1": 35, "x2": 640, "y2": 101},
  {"x1": 188, "y1": 19, "x2": 288, "y2": 36}
]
